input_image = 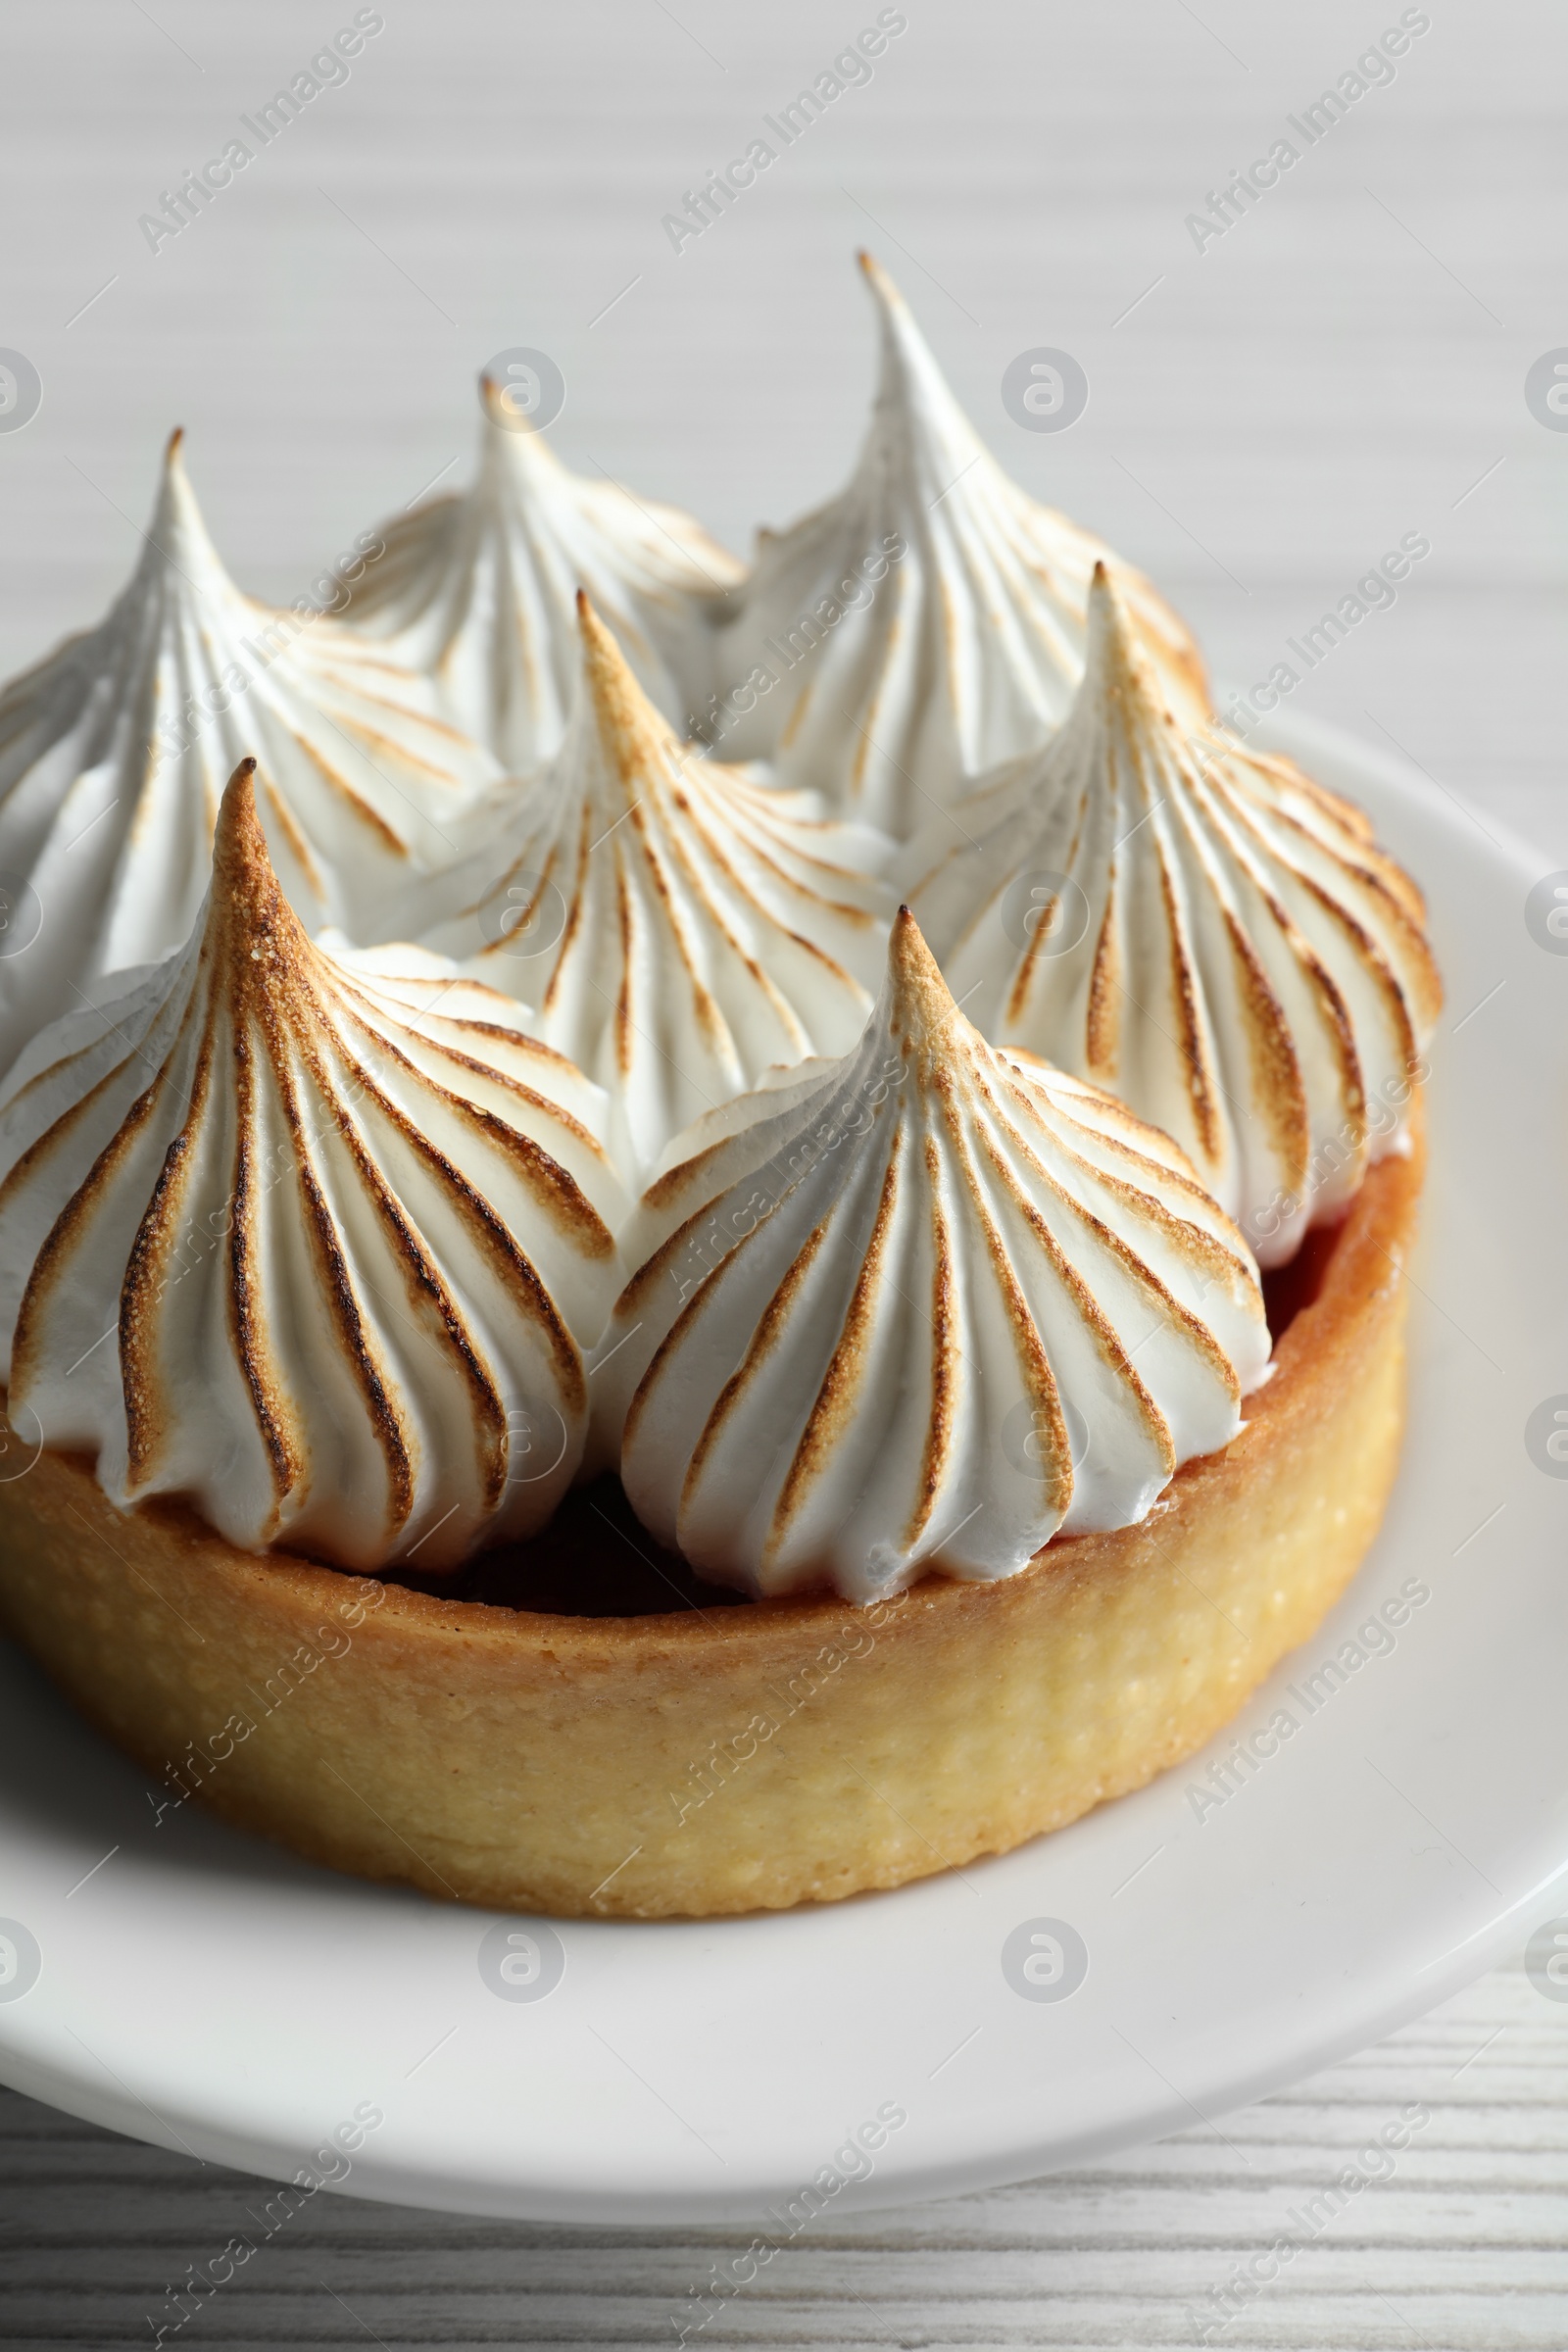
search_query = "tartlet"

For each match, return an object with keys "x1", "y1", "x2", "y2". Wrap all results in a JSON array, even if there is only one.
[
  {"x1": 0, "y1": 279, "x2": 1440, "y2": 1921},
  {"x1": 0, "y1": 1126, "x2": 1416, "y2": 1917}
]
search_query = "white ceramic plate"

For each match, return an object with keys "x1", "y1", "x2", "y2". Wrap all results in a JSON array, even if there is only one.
[{"x1": 1, "y1": 708, "x2": 1564, "y2": 2226}]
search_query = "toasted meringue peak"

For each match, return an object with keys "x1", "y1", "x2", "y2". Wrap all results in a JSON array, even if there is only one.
[
  {"x1": 906, "y1": 566, "x2": 1444, "y2": 1265},
  {"x1": 343, "y1": 378, "x2": 743, "y2": 771},
  {"x1": 0, "y1": 431, "x2": 506, "y2": 1081},
  {"x1": 0, "y1": 761, "x2": 629, "y2": 1572},
  {"x1": 412, "y1": 592, "x2": 897, "y2": 1180},
  {"x1": 707, "y1": 253, "x2": 1206, "y2": 838},
  {"x1": 590, "y1": 906, "x2": 1268, "y2": 1602}
]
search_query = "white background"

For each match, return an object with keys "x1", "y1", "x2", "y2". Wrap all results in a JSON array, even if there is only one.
[
  {"x1": 4, "y1": 0, "x2": 1562, "y2": 856},
  {"x1": 1, "y1": 0, "x2": 1565, "y2": 2341}
]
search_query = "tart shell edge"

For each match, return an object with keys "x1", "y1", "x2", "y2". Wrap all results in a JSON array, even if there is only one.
[{"x1": 0, "y1": 1138, "x2": 1422, "y2": 1920}]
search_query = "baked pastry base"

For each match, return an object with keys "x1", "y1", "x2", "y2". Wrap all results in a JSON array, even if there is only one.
[{"x1": 0, "y1": 1142, "x2": 1421, "y2": 1919}]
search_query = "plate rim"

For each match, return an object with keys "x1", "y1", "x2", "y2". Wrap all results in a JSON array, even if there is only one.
[{"x1": 0, "y1": 700, "x2": 1560, "y2": 2224}]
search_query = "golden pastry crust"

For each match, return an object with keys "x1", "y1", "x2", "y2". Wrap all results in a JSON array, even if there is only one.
[{"x1": 0, "y1": 1138, "x2": 1422, "y2": 1919}]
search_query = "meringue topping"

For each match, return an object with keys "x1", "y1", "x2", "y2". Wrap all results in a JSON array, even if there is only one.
[
  {"x1": 0, "y1": 431, "x2": 506, "y2": 1081},
  {"x1": 906, "y1": 565, "x2": 1443, "y2": 1264},
  {"x1": 415, "y1": 592, "x2": 896, "y2": 1179},
  {"x1": 0, "y1": 761, "x2": 628, "y2": 1571},
  {"x1": 709, "y1": 253, "x2": 1207, "y2": 838},
  {"x1": 345, "y1": 377, "x2": 743, "y2": 771},
  {"x1": 591, "y1": 908, "x2": 1269, "y2": 1603}
]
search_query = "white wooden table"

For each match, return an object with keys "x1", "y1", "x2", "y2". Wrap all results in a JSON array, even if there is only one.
[
  {"x1": 3, "y1": 1955, "x2": 1566, "y2": 2347},
  {"x1": 1, "y1": 0, "x2": 1562, "y2": 2340}
]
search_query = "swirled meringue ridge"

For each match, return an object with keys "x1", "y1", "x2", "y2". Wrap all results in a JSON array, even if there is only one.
[
  {"x1": 592, "y1": 909, "x2": 1269, "y2": 1603},
  {"x1": 414, "y1": 591, "x2": 895, "y2": 1179},
  {"x1": 0, "y1": 761, "x2": 628, "y2": 1571},
  {"x1": 0, "y1": 430, "x2": 506, "y2": 1082},
  {"x1": 344, "y1": 377, "x2": 742, "y2": 770},
  {"x1": 907, "y1": 566, "x2": 1443, "y2": 1264},
  {"x1": 710, "y1": 253, "x2": 1207, "y2": 835}
]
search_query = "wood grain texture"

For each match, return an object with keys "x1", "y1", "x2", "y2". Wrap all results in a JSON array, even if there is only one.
[
  {"x1": 2, "y1": 1959, "x2": 1566, "y2": 2346},
  {"x1": 0, "y1": 0, "x2": 1561, "y2": 2341}
]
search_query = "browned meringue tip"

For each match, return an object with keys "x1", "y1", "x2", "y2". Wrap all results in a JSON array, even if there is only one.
[
  {"x1": 1084, "y1": 562, "x2": 1153, "y2": 696},
  {"x1": 574, "y1": 591, "x2": 670, "y2": 774},
  {"x1": 857, "y1": 248, "x2": 901, "y2": 307},
  {"x1": 574, "y1": 585, "x2": 621, "y2": 677},
  {"x1": 858, "y1": 251, "x2": 926, "y2": 404},
  {"x1": 478, "y1": 369, "x2": 553, "y2": 443},
  {"x1": 210, "y1": 757, "x2": 296, "y2": 935},
  {"x1": 149, "y1": 426, "x2": 196, "y2": 553},
  {"x1": 885, "y1": 903, "x2": 960, "y2": 1043},
  {"x1": 479, "y1": 370, "x2": 519, "y2": 431},
  {"x1": 213, "y1": 756, "x2": 262, "y2": 862},
  {"x1": 1087, "y1": 561, "x2": 1128, "y2": 616}
]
